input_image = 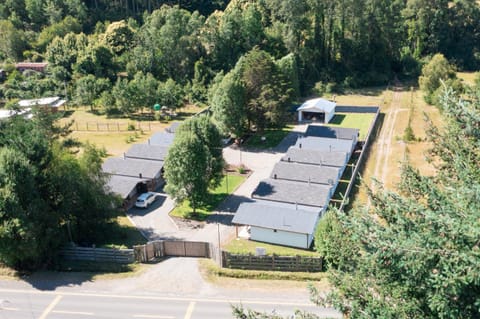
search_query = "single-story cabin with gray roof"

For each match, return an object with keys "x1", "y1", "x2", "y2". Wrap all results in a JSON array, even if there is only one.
[
  {"x1": 232, "y1": 202, "x2": 321, "y2": 249},
  {"x1": 305, "y1": 125, "x2": 359, "y2": 144},
  {"x1": 125, "y1": 144, "x2": 169, "y2": 162},
  {"x1": 281, "y1": 147, "x2": 348, "y2": 168},
  {"x1": 102, "y1": 157, "x2": 164, "y2": 180},
  {"x1": 295, "y1": 136, "x2": 356, "y2": 157},
  {"x1": 147, "y1": 132, "x2": 175, "y2": 147},
  {"x1": 252, "y1": 178, "x2": 333, "y2": 210},
  {"x1": 105, "y1": 175, "x2": 149, "y2": 201},
  {"x1": 271, "y1": 161, "x2": 341, "y2": 186}
]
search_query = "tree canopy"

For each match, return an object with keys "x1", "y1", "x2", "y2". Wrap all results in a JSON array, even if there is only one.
[
  {"x1": 310, "y1": 86, "x2": 480, "y2": 319},
  {"x1": 163, "y1": 114, "x2": 224, "y2": 214},
  {"x1": 2, "y1": 0, "x2": 480, "y2": 114},
  {"x1": 0, "y1": 114, "x2": 120, "y2": 269}
]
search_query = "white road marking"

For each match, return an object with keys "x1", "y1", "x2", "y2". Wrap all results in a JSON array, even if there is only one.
[
  {"x1": 184, "y1": 301, "x2": 195, "y2": 319},
  {"x1": 53, "y1": 310, "x2": 94, "y2": 316},
  {"x1": 1, "y1": 307, "x2": 19, "y2": 311},
  {"x1": 0, "y1": 288, "x2": 314, "y2": 307},
  {"x1": 133, "y1": 315, "x2": 175, "y2": 318},
  {"x1": 39, "y1": 295, "x2": 62, "y2": 319}
]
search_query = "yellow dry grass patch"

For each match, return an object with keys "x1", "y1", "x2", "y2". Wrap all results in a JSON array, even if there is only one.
[
  {"x1": 457, "y1": 71, "x2": 478, "y2": 86},
  {"x1": 59, "y1": 105, "x2": 204, "y2": 157},
  {"x1": 352, "y1": 86, "x2": 443, "y2": 204}
]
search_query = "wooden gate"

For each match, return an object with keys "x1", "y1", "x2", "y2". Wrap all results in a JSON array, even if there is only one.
[
  {"x1": 134, "y1": 240, "x2": 212, "y2": 262},
  {"x1": 163, "y1": 241, "x2": 210, "y2": 257}
]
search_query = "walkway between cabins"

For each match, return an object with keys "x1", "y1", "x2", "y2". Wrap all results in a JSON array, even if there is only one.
[{"x1": 127, "y1": 124, "x2": 308, "y2": 245}]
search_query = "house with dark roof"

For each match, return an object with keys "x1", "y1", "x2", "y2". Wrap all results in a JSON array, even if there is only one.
[
  {"x1": 232, "y1": 202, "x2": 320, "y2": 249},
  {"x1": 281, "y1": 147, "x2": 348, "y2": 168},
  {"x1": 252, "y1": 178, "x2": 333, "y2": 210},
  {"x1": 102, "y1": 157, "x2": 164, "y2": 180},
  {"x1": 271, "y1": 161, "x2": 341, "y2": 186},
  {"x1": 305, "y1": 125, "x2": 359, "y2": 144},
  {"x1": 102, "y1": 157, "x2": 165, "y2": 202},
  {"x1": 124, "y1": 144, "x2": 169, "y2": 162},
  {"x1": 147, "y1": 132, "x2": 175, "y2": 147},
  {"x1": 105, "y1": 175, "x2": 149, "y2": 200}
]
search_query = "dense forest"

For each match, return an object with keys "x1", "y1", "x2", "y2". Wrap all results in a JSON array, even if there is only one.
[{"x1": 1, "y1": 0, "x2": 480, "y2": 117}]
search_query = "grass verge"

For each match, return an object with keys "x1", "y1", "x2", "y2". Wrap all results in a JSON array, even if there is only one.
[
  {"x1": 98, "y1": 215, "x2": 147, "y2": 249},
  {"x1": 244, "y1": 125, "x2": 293, "y2": 149},
  {"x1": 225, "y1": 238, "x2": 319, "y2": 257},
  {"x1": 200, "y1": 259, "x2": 326, "y2": 281},
  {"x1": 328, "y1": 113, "x2": 375, "y2": 140},
  {"x1": 55, "y1": 260, "x2": 140, "y2": 274},
  {"x1": 170, "y1": 174, "x2": 247, "y2": 221}
]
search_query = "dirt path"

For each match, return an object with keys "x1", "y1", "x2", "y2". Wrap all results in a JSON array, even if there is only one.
[{"x1": 370, "y1": 86, "x2": 408, "y2": 196}]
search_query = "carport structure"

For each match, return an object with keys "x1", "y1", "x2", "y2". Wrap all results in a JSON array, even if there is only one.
[{"x1": 297, "y1": 98, "x2": 336, "y2": 123}]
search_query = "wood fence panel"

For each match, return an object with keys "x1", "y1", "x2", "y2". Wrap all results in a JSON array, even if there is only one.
[
  {"x1": 61, "y1": 246, "x2": 134, "y2": 264},
  {"x1": 222, "y1": 252, "x2": 323, "y2": 272}
]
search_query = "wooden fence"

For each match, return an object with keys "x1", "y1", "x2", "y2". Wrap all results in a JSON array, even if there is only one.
[
  {"x1": 133, "y1": 240, "x2": 213, "y2": 263},
  {"x1": 221, "y1": 251, "x2": 323, "y2": 272},
  {"x1": 60, "y1": 246, "x2": 135, "y2": 264},
  {"x1": 72, "y1": 121, "x2": 153, "y2": 132}
]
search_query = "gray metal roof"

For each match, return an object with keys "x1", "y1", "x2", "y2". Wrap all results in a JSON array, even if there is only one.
[
  {"x1": 165, "y1": 122, "x2": 180, "y2": 134},
  {"x1": 232, "y1": 202, "x2": 319, "y2": 235},
  {"x1": 105, "y1": 175, "x2": 147, "y2": 199},
  {"x1": 102, "y1": 157, "x2": 164, "y2": 179},
  {"x1": 271, "y1": 161, "x2": 340, "y2": 185},
  {"x1": 125, "y1": 144, "x2": 169, "y2": 161},
  {"x1": 252, "y1": 178, "x2": 332, "y2": 208},
  {"x1": 305, "y1": 125, "x2": 359, "y2": 140},
  {"x1": 281, "y1": 147, "x2": 348, "y2": 167},
  {"x1": 295, "y1": 136, "x2": 354, "y2": 153},
  {"x1": 148, "y1": 132, "x2": 175, "y2": 147}
]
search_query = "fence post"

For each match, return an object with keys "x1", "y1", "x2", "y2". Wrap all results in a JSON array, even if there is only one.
[
  {"x1": 117, "y1": 123, "x2": 120, "y2": 131},
  {"x1": 96, "y1": 122, "x2": 99, "y2": 131}
]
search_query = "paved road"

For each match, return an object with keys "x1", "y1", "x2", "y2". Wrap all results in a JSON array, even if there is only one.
[
  {"x1": 0, "y1": 287, "x2": 340, "y2": 319},
  {"x1": 0, "y1": 258, "x2": 341, "y2": 319}
]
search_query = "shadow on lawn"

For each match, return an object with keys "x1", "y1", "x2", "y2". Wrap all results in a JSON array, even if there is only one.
[{"x1": 329, "y1": 114, "x2": 346, "y2": 125}]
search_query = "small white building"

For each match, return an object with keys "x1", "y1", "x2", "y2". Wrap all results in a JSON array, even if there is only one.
[
  {"x1": 18, "y1": 96, "x2": 66, "y2": 112},
  {"x1": 297, "y1": 98, "x2": 336, "y2": 123},
  {"x1": 233, "y1": 202, "x2": 321, "y2": 249}
]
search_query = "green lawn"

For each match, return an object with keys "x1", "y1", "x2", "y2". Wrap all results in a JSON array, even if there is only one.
[
  {"x1": 99, "y1": 216, "x2": 147, "y2": 249},
  {"x1": 170, "y1": 174, "x2": 247, "y2": 221},
  {"x1": 225, "y1": 238, "x2": 319, "y2": 257},
  {"x1": 328, "y1": 113, "x2": 375, "y2": 140},
  {"x1": 244, "y1": 125, "x2": 293, "y2": 149}
]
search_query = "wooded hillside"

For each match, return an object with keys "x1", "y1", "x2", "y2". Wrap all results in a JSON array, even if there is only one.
[{"x1": 1, "y1": 0, "x2": 479, "y2": 110}]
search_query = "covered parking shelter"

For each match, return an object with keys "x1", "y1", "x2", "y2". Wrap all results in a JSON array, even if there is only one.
[{"x1": 297, "y1": 98, "x2": 336, "y2": 123}]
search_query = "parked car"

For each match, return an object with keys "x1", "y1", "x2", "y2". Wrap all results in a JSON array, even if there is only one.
[{"x1": 135, "y1": 192, "x2": 156, "y2": 208}]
